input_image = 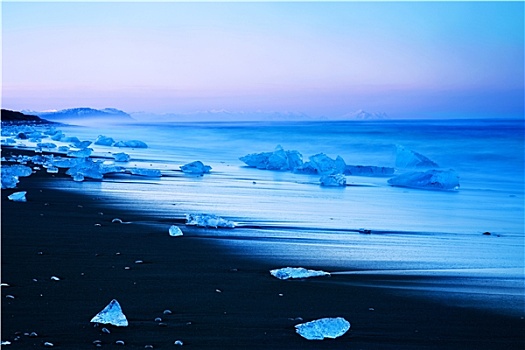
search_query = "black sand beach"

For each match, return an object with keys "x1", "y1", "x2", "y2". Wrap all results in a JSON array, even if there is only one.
[{"x1": 2, "y1": 150, "x2": 524, "y2": 349}]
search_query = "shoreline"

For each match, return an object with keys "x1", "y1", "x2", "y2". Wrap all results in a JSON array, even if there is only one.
[{"x1": 2, "y1": 151, "x2": 524, "y2": 348}]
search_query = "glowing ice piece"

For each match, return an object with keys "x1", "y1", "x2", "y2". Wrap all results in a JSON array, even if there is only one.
[
  {"x1": 320, "y1": 174, "x2": 346, "y2": 187},
  {"x1": 90, "y1": 299, "x2": 128, "y2": 327},
  {"x1": 185, "y1": 213, "x2": 235, "y2": 228},
  {"x1": 180, "y1": 161, "x2": 211, "y2": 174},
  {"x1": 169, "y1": 225, "x2": 183, "y2": 236},
  {"x1": 295, "y1": 317, "x2": 350, "y2": 340},
  {"x1": 388, "y1": 169, "x2": 459, "y2": 191},
  {"x1": 270, "y1": 267, "x2": 330, "y2": 280},
  {"x1": 7, "y1": 191, "x2": 27, "y2": 202}
]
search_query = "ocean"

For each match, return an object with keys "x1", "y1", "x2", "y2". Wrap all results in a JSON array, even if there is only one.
[{"x1": 5, "y1": 118, "x2": 525, "y2": 315}]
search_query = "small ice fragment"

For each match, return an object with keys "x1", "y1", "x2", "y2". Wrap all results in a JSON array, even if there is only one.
[
  {"x1": 169, "y1": 225, "x2": 183, "y2": 236},
  {"x1": 185, "y1": 213, "x2": 235, "y2": 228},
  {"x1": 90, "y1": 299, "x2": 129, "y2": 327},
  {"x1": 102, "y1": 327, "x2": 111, "y2": 334},
  {"x1": 174, "y1": 340, "x2": 184, "y2": 346},
  {"x1": 114, "y1": 140, "x2": 148, "y2": 148},
  {"x1": 129, "y1": 168, "x2": 161, "y2": 177},
  {"x1": 270, "y1": 267, "x2": 330, "y2": 280},
  {"x1": 67, "y1": 148, "x2": 93, "y2": 158},
  {"x1": 50, "y1": 276, "x2": 60, "y2": 281},
  {"x1": 113, "y1": 152, "x2": 130, "y2": 162},
  {"x1": 180, "y1": 161, "x2": 211, "y2": 174},
  {"x1": 7, "y1": 191, "x2": 27, "y2": 202},
  {"x1": 295, "y1": 317, "x2": 350, "y2": 340},
  {"x1": 154, "y1": 317, "x2": 162, "y2": 322},
  {"x1": 43, "y1": 342, "x2": 54, "y2": 347},
  {"x1": 163, "y1": 309, "x2": 172, "y2": 315},
  {"x1": 115, "y1": 340, "x2": 125, "y2": 345},
  {"x1": 1, "y1": 283, "x2": 10, "y2": 287},
  {"x1": 94, "y1": 135, "x2": 115, "y2": 146},
  {"x1": 320, "y1": 174, "x2": 346, "y2": 187},
  {"x1": 112, "y1": 218, "x2": 123, "y2": 223},
  {"x1": 395, "y1": 145, "x2": 438, "y2": 169},
  {"x1": 29, "y1": 332, "x2": 38, "y2": 337},
  {"x1": 46, "y1": 166, "x2": 59, "y2": 174},
  {"x1": 388, "y1": 169, "x2": 460, "y2": 191},
  {"x1": 1, "y1": 341, "x2": 11, "y2": 345}
]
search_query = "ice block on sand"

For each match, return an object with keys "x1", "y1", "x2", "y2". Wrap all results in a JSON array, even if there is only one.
[
  {"x1": 90, "y1": 299, "x2": 128, "y2": 327},
  {"x1": 295, "y1": 317, "x2": 350, "y2": 340},
  {"x1": 270, "y1": 267, "x2": 330, "y2": 280},
  {"x1": 388, "y1": 169, "x2": 459, "y2": 191},
  {"x1": 180, "y1": 161, "x2": 211, "y2": 174},
  {"x1": 185, "y1": 213, "x2": 235, "y2": 228}
]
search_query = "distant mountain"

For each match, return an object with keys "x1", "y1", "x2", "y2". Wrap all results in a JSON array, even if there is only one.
[
  {"x1": 340, "y1": 110, "x2": 389, "y2": 120},
  {"x1": 31, "y1": 108, "x2": 134, "y2": 124},
  {"x1": 131, "y1": 110, "x2": 314, "y2": 122},
  {"x1": 1, "y1": 109, "x2": 54, "y2": 124}
]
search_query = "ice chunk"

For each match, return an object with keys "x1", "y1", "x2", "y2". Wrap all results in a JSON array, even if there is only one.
[
  {"x1": 129, "y1": 168, "x2": 161, "y2": 177},
  {"x1": 180, "y1": 161, "x2": 212, "y2": 174},
  {"x1": 113, "y1": 152, "x2": 130, "y2": 162},
  {"x1": 270, "y1": 267, "x2": 330, "y2": 280},
  {"x1": 344, "y1": 165, "x2": 395, "y2": 177},
  {"x1": 36, "y1": 142, "x2": 57, "y2": 149},
  {"x1": 66, "y1": 158, "x2": 104, "y2": 180},
  {"x1": 90, "y1": 299, "x2": 128, "y2": 327},
  {"x1": 57, "y1": 146, "x2": 70, "y2": 152},
  {"x1": 240, "y1": 145, "x2": 303, "y2": 171},
  {"x1": 308, "y1": 154, "x2": 346, "y2": 175},
  {"x1": 185, "y1": 213, "x2": 235, "y2": 228},
  {"x1": 94, "y1": 135, "x2": 115, "y2": 146},
  {"x1": 388, "y1": 169, "x2": 460, "y2": 191},
  {"x1": 395, "y1": 145, "x2": 438, "y2": 168},
  {"x1": 62, "y1": 136, "x2": 81, "y2": 145},
  {"x1": 67, "y1": 148, "x2": 93, "y2": 158},
  {"x1": 320, "y1": 174, "x2": 347, "y2": 187},
  {"x1": 169, "y1": 225, "x2": 183, "y2": 236},
  {"x1": 7, "y1": 191, "x2": 27, "y2": 202},
  {"x1": 295, "y1": 317, "x2": 350, "y2": 340},
  {"x1": 114, "y1": 140, "x2": 148, "y2": 148},
  {"x1": 1, "y1": 165, "x2": 33, "y2": 189},
  {"x1": 74, "y1": 140, "x2": 93, "y2": 149},
  {"x1": 46, "y1": 167, "x2": 59, "y2": 174}
]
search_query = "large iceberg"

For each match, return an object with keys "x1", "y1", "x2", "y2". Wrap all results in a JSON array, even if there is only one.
[
  {"x1": 114, "y1": 140, "x2": 148, "y2": 148},
  {"x1": 180, "y1": 161, "x2": 212, "y2": 174},
  {"x1": 395, "y1": 145, "x2": 438, "y2": 169},
  {"x1": 320, "y1": 174, "x2": 347, "y2": 187},
  {"x1": 90, "y1": 299, "x2": 128, "y2": 327},
  {"x1": 94, "y1": 135, "x2": 115, "y2": 146},
  {"x1": 388, "y1": 169, "x2": 460, "y2": 191},
  {"x1": 270, "y1": 267, "x2": 330, "y2": 280},
  {"x1": 239, "y1": 145, "x2": 303, "y2": 171},
  {"x1": 308, "y1": 153, "x2": 346, "y2": 175},
  {"x1": 185, "y1": 213, "x2": 235, "y2": 228},
  {"x1": 344, "y1": 165, "x2": 395, "y2": 177},
  {"x1": 295, "y1": 317, "x2": 351, "y2": 340}
]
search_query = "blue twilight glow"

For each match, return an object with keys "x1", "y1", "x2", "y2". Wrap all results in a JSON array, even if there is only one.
[{"x1": 2, "y1": 1, "x2": 524, "y2": 118}]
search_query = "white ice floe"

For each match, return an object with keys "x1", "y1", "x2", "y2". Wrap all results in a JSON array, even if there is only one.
[
  {"x1": 388, "y1": 169, "x2": 460, "y2": 191},
  {"x1": 295, "y1": 317, "x2": 350, "y2": 340},
  {"x1": 270, "y1": 267, "x2": 330, "y2": 280},
  {"x1": 90, "y1": 299, "x2": 128, "y2": 327},
  {"x1": 320, "y1": 174, "x2": 347, "y2": 187},
  {"x1": 180, "y1": 161, "x2": 211, "y2": 174},
  {"x1": 169, "y1": 225, "x2": 183, "y2": 236},
  {"x1": 185, "y1": 213, "x2": 235, "y2": 229},
  {"x1": 7, "y1": 191, "x2": 27, "y2": 202}
]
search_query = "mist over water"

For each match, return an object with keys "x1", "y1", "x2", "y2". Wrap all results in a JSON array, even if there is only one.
[{"x1": 49, "y1": 119, "x2": 524, "y2": 314}]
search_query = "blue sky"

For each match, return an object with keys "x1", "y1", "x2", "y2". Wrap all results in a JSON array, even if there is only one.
[{"x1": 2, "y1": 1, "x2": 524, "y2": 119}]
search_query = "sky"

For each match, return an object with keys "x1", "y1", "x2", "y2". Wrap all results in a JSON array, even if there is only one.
[{"x1": 2, "y1": 1, "x2": 524, "y2": 119}]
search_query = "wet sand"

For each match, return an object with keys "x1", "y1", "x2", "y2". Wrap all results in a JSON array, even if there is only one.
[{"x1": 2, "y1": 152, "x2": 524, "y2": 349}]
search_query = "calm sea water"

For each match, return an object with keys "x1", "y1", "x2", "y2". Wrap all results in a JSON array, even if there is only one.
[{"x1": 28, "y1": 119, "x2": 525, "y2": 315}]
